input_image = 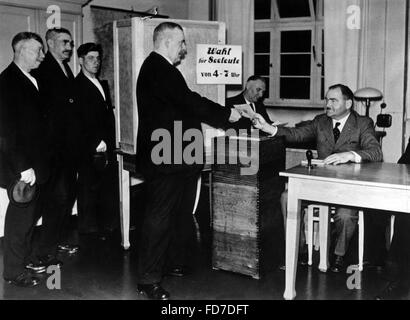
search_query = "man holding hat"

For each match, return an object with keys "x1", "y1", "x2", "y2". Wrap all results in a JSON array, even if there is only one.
[{"x1": 0, "y1": 32, "x2": 50, "y2": 287}]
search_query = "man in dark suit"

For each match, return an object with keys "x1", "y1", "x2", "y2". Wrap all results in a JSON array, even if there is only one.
[
  {"x1": 375, "y1": 141, "x2": 410, "y2": 300},
  {"x1": 226, "y1": 75, "x2": 273, "y2": 132},
  {"x1": 75, "y1": 43, "x2": 118, "y2": 237},
  {"x1": 32, "y1": 27, "x2": 80, "y2": 268},
  {"x1": 0, "y1": 32, "x2": 49, "y2": 287},
  {"x1": 136, "y1": 22, "x2": 242, "y2": 300},
  {"x1": 253, "y1": 84, "x2": 383, "y2": 272}
]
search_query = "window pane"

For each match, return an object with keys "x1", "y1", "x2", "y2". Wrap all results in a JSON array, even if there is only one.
[
  {"x1": 255, "y1": 55, "x2": 270, "y2": 76},
  {"x1": 321, "y1": 77, "x2": 325, "y2": 100},
  {"x1": 255, "y1": 0, "x2": 271, "y2": 19},
  {"x1": 255, "y1": 32, "x2": 270, "y2": 53},
  {"x1": 321, "y1": 54, "x2": 324, "y2": 76},
  {"x1": 277, "y1": 0, "x2": 310, "y2": 18},
  {"x1": 281, "y1": 30, "x2": 311, "y2": 52},
  {"x1": 262, "y1": 77, "x2": 270, "y2": 98},
  {"x1": 281, "y1": 54, "x2": 311, "y2": 76},
  {"x1": 280, "y1": 77, "x2": 310, "y2": 99}
]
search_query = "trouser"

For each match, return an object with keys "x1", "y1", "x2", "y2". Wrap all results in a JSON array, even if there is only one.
[
  {"x1": 332, "y1": 207, "x2": 358, "y2": 257},
  {"x1": 386, "y1": 214, "x2": 410, "y2": 283},
  {"x1": 363, "y1": 209, "x2": 390, "y2": 264},
  {"x1": 137, "y1": 171, "x2": 198, "y2": 285},
  {"x1": 77, "y1": 160, "x2": 119, "y2": 233},
  {"x1": 35, "y1": 164, "x2": 77, "y2": 257},
  {"x1": 3, "y1": 190, "x2": 41, "y2": 279}
]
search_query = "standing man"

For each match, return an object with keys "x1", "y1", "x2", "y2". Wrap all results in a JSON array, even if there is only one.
[
  {"x1": 136, "y1": 22, "x2": 241, "y2": 300},
  {"x1": 226, "y1": 75, "x2": 273, "y2": 132},
  {"x1": 375, "y1": 140, "x2": 410, "y2": 300},
  {"x1": 253, "y1": 83, "x2": 383, "y2": 272},
  {"x1": 0, "y1": 32, "x2": 49, "y2": 287},
  {"x1": 75, "y1": 43, "x2": 118, "y2": 237},
  {"x1": 32, "y1": 27, "x2": 80, "y2": 268}
]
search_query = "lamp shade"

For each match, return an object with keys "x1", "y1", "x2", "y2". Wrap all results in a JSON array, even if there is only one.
[{"x1": 354, "y1": 87, "x2": 383, "y2": 100}]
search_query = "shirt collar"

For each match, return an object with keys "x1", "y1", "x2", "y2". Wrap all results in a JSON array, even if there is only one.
[{"x1": 332, "y1": 112, "x2": 351, "y2": 131}]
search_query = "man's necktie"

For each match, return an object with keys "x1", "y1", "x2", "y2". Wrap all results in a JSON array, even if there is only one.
[
  {"x1": 249, "y1": 103, "x2": 255, "y2": 112},
  {"x1": 333, "y1": 122, "x2": 341, "y2": 142}
]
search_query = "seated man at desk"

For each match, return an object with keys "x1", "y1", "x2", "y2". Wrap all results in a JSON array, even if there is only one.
[
  {"x1": 226, "y1": 75, "x2": 274, "y2": 133},
  {"x1": 253, "y1": 83, "x2": 383, "y2": 272}
]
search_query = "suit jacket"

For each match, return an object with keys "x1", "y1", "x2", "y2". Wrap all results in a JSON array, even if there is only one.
[
  {"x1": 0, "y1": 62, "x2": 50, "y2": 187},
  {"x1": 398, "y1": 138, "x2": 410, "y2": 164},
  {"x1": 277, "y1": 110, "x2": 383, "y2": 161},
  {"x1": 136, "y1": 51, "x2": 232, "y2": 178},
  {"x1": 226, "y1": 92, "x2": 272, "y2": 132},
  {"x1": 33, "y1": 52, "x2": 81, "y2": 166},
  {"x1": 74, "y1": 71, "x2": 115, "y2": 163}
]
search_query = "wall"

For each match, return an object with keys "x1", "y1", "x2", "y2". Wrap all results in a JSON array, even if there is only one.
[
  {"x1": 83, "y1": 0, "x2": 189, "y2": 42},
  {"x1": 364, "y1": 0, "x2": 406, "y2": 163},
  {"x1": 188, "y1": 0, "x2": 210, "y2": 21}
]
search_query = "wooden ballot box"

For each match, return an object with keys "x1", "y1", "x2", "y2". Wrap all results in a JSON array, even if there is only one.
[{"x1": 211, "y1": 134, "x2": 285, "y2": 279}]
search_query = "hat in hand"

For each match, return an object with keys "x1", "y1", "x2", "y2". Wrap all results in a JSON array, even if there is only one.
[{"x1": 7, "y1": 180, "x2": 38, "y2": 207}]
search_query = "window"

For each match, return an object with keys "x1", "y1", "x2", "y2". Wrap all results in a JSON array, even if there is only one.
[{"x1": 254, "y1": 0, "x2": 324, "y2": 107}]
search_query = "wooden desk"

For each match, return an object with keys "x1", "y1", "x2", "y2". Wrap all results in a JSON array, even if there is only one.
[{"x1": 279, "y1": 162, "x2": 410, "y2": 300}]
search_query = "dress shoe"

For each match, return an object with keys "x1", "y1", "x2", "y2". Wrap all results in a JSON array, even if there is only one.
[
  {"x1": 4, "y1": 271, "x2": 40, "y2": 287},
  {"x1": 57, "y1": 244, "x2": 79, "y2": 254},
  {"x1": 166, "y1": 266, "x2": 187, "y2": 277},
  {"x1": 25, "y1": 261, "x2": 47, "y2": 273},
  {"x1": 330, "y1": 255, "x2": 345, "y2": 273},
  {"x1": 38, "y1": 255, "x2": 63, "y2": 268},
  {"x1": 375, "y1": 281, "x2": 408, "y2": 300},
  {"x1": 137, "y1": 283, "x2": 170, "y2": 300}
]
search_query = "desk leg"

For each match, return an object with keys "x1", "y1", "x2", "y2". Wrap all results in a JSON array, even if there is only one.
[
  {"x1": 318, "y1": 206, "x2": 330, "y2": 272},
  {"x1": 283, "y1": 186, "x2": 302, "y2": 300},
  {"x1": 118, "y1": 155, "x2": 130, "y2": 250}
]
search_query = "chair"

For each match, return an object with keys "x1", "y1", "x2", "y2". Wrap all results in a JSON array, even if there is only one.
[
  {"x1": 306, "y1": 204, "x2": 395, "y2": 272},
  {"x1": 306, "y1": 205, "x2": 364, "y2": 272}
]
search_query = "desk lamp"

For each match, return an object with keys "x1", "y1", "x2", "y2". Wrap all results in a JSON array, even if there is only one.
[{"x1": 353, "y1": 87, "x2": 383, "y2": 117}]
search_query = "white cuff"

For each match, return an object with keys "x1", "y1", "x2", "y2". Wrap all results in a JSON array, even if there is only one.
[{"x1": 351, "y1": 151, "x2": 362, "y2": 163}]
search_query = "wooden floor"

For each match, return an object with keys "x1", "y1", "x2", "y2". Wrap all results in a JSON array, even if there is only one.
[
  {"x1": 0, "y1": 224, "x2": 401, "y2": 301},
  {"x1": 0, "y1": 183, "x2": 407, "y2": 302}
]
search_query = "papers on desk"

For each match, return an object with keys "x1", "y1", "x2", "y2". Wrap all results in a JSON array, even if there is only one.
[{"x1": 301, "y1": 159, "x2": 325, "y2": 166}]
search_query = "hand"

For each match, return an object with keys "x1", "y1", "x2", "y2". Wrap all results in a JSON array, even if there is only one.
[
  {"x1": 251, "y1": 113, "x2": 267, "y2": 129},
  {"x1": 324, "y1": 152, "x2": 355, "y2": 165},
  {"x1": 20, "y1": 168, "x2": 36, "y2": 186},
  {"x1": 96, "y1": 140, "x2": 107, "y2": 153},
  {"x1": 228, "y1": 108, "x2": 242, "y2": 123}
]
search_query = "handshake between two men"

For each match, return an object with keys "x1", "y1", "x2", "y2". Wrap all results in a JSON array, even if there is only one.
[{"x1": 233, "y1": 100, "x2": 377, "y2": 166}]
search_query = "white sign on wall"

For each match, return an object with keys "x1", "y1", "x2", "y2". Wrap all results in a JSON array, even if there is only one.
[{"x1": 196, "y1": 44, "x2": 242, "y2": 84}]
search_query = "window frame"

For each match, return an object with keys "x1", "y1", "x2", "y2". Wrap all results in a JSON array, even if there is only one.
[{"x1": 254, "y1": 0, "x2": 324, "y2": 108}]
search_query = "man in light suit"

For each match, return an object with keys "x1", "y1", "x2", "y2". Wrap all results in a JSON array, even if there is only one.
[
  {"x1": 0, "y1": 32, "x2": 49, "y2": 287},
  {"x1": 75, "y1": 43, "x2": 118, "y2": 237},
  {"x1": 253, "y1": 83, "x2": 383, "y2": 272},
  {"x1": 136, "y1": 22, "x2": 242, "y2": 300},
  {"x1": 226, "y1": 75, "x2": 273, "y2": 132}
]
